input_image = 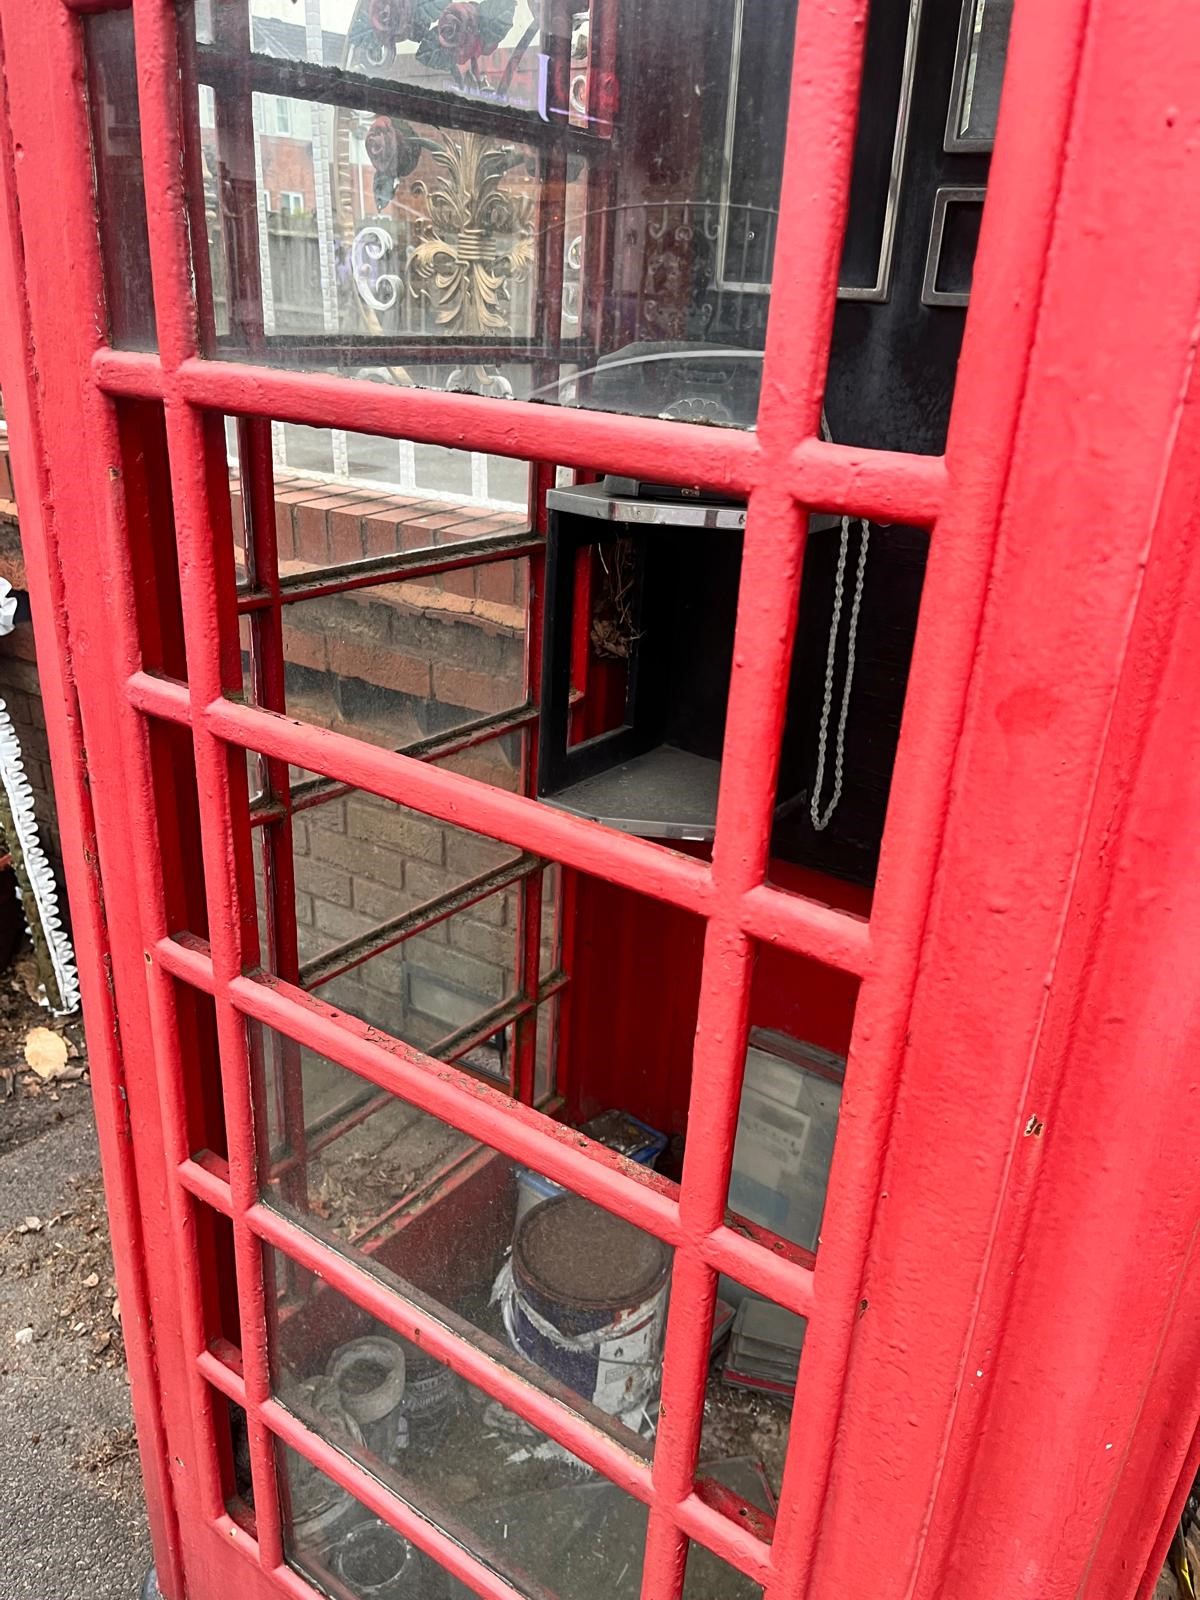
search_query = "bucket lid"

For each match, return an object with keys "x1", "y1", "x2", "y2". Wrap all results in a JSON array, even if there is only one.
[{"x1": 514, "y1": 1194, "x2": 670, "y2": 1311}]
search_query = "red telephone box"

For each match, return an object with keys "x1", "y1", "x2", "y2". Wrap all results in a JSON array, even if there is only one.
[{"x1": 1, "y1": 0, "x2": 1199, "y2": 1596}]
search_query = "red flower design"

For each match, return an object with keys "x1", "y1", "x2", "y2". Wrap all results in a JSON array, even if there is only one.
[
  {"x1": 435, "y1": 0, "x2": 484, "y2": 63},
  {"x1": 368, "y1": 0, "x2": 413, "y2": 43},
  {"x1": 364, "y1": 116, "x2": 399, "y2": 175}
]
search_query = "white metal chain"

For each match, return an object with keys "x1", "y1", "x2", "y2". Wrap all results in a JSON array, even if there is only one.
[{"x1": 810, "y1": 413, "x2": 871, "y2": 832}]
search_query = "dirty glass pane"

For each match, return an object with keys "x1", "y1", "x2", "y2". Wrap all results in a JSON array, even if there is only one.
[
  {"x1": 703, "y1": 1271, "x2": 801, "y2": 1533},
  {"x1": 285, "y1": 786, "x2": 522, "y2": 970},
  {"x1": 244, "y1": 559, "x2": 529, "y2": 748},
  {"x1": 533, "y1": 991, "x2": 558, "y2": 1106},
  {"x1": 271, "y1": 1259, "x2": 648, "y2": 1600},
  {"x1": 311, "y1": 880, "x2": 523, "y2": 1054},
  {"x1": 258, "y1": 1024, "x2": 673, "y2": 1456},
  {"x1": 184, "y1": 0, "x2": 791, "y2": 427},
  {"x1": 229, "y1": 423, "x2": 530, "y2": 585},
  {"x1": 84, "y1": 10, "x2": 156, "y2": 349},
  {"x1": 252, "y1": 782, "x2": 556, "y2": 1067},
  {"x1": 247, "y1": 0, "x2": 552, "y2": 113},
  {"x1": 157, "y1": 0, "x2": 1019, "y2": 444},
  {"x1": 276, "y1": 1442, "x2": 457, "y2": 1596},
  {"x1": 271, "y1": 1253, "x2": 773, "y2": 1598},
  {"x1": 269, "y1": 426, "x2": 529, "y2": 515},
  {"x1": 723, "y1": 1024, "x2": 844, "y2": 1258},
  {"x1": 685, "y1": 1541, "x2": 764, "y2": 1600}
]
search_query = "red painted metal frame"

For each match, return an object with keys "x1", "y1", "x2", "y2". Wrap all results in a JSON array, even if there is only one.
[{"x1": 3, "y1": 0, "x2": 1200, "y2": 1599}]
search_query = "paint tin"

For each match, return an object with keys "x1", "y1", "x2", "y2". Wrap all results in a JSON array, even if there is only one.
[
  {"x1": 287, "y1": 1375, "x2": 364, "y2": 1553},
  {"x1": 508, "y1": 1194, "x2": 670, "y2": 1416},
  {"x1": 394, "y1": 1339, "x2": 457, "y2": 1454},
  {"x1": 327, "y1": 1335, "x2": 407, "y2": 1462}
]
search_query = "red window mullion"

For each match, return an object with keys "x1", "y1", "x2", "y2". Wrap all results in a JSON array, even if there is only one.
[
  {"x1": 124, "y1": 669, "x2": 872, "y2": 972},
  {"x1": 93, "y1": 343, "x2": 950, "y2": 527},
  {"x1": 210, "y1": 690, "x2": 720, "y2": 913},
  {"x1": 159, "y1": 932, "x2": 686, "y2": 1239},
  {"x1": 509, "y1": 460, "x2": 555, "y2": 1104},
  {"x1": 163, "y1": 405, "x2": 290, "y2": 1563}
]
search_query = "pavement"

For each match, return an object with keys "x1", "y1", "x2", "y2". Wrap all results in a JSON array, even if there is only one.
[{"x1": 0, "y1": 1094, "x2": 150, "y2": 1599}]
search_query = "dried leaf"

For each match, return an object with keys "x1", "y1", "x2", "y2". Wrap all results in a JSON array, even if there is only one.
[
  {"x1": 111, "y1": 1298, "x2": 121, "y2": 1323},
  {"x1": 14, "y1": 954, "x2": 42, "y2": 1005},
  {"x1": 24, "y1": 1027, "x2": 69, "y2": 1079},
  {"x1": 83, "y1": 1271, "x2": 100, "y2": 1288}
]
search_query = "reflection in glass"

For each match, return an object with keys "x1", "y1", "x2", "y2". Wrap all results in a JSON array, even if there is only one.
[
  {"x1": 85, "y1": 9, "x2": 157, "y2": 348},
  {"x1": 189, "y1": 0, "x2": 798, "y2": 427}
]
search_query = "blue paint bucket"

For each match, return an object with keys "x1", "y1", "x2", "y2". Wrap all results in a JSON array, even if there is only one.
[{"x1": 509, "y1": 1194, "x2": 671, "y2": 1417}]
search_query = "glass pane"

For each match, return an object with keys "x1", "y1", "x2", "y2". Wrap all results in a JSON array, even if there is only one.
[
  {"x1": 254, "y1": 422, "x2": 531, "y2": 521},
  {"x1": 97, "y1": 0, "x2": 1023, "y2": 450},
  {"x1": 85, "y1": 10, "x2": 156, "y2": 349},
  {"x1": 273, "y1": 1300, "x2": 652, "y2": 1600},
  {"x1": 704, "y1": 1272, "x2": 801, "y2": 1524},
  {"x1": 724, "y1": 1026, "x2": 844, "y2": 1257},
  {"x1": 276, "y1": 1441, "x2": 456, "y2": 1595},
  {"x1": 247, "y1": 0, "x2": 550, "y2": 115},
  {"x1": 250, "y1": 559, "x2": 529, "y2": 747},
  {"x1": 538, "y1": 510, "x2": 741, "y2": 844},
  {"x1": 539, "y1": 862, "x2": 561, "y2": 981},
  {"x1": 272, "y1": 1255, "x2": 772, "y2": 1598},
  {"x1": 187, "y1": 0, "x2": 790, "y2": 426},
  {"x1": 286, "y1": 786, "x2": 523, "y2": 970},
  {"x1": 685, "y1": 1541, "x2": 764, "y2": 1600},
  {"x1": 432, "y1": 732, "x2": 525, "y2": 795},
  {"x1": 769, "y1": 509, "x2": 927, "y2": 892},
  {"x1": 533, "y1": 992, "x2": 558, "y2": 1106},
  {"x1": 258, "y1": 1025, "x2": 673, "y2": 1448},
  {"x1": 312, "y1": 882, "x2": 522, "y2": 1052}
]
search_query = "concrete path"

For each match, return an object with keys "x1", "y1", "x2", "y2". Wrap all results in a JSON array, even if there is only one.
[{"x1": 0, "y1": 1098, "x2": 149, "y2": 1599}]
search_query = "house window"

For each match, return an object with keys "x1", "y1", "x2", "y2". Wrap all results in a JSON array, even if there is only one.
[
  {"x1": 279, "y1": 191, "x2": 304, "y2": 216},
  {"x1": 273, "y1": 95, "x2": 291, "y2": 136}
]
